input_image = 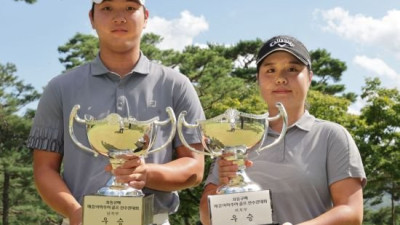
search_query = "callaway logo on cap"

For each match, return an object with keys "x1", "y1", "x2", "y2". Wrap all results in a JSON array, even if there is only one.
[
  {"x1": 92, "y1": 0, "x2": 145, "y2": 5},
  {"x1": 256, "y1": 35, "x2": 311, "y2": 71}
]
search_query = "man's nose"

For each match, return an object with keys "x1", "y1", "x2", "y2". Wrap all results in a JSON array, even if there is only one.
[{"x1": 113, "y1": 13, "x2": 127, "y2": 24}]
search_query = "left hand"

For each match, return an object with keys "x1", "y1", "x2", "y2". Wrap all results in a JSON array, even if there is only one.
[{"x1": 105, "y1": 155, "x2": 147, "y2": 189}]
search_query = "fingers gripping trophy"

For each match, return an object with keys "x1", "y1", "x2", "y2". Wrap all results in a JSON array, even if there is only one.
[
  {"x1": 69, "y1": 104, "x2": 176, "y2": 225},
  {"x1": 178, "y1": 103, "x2": 288, "y2": 225}
]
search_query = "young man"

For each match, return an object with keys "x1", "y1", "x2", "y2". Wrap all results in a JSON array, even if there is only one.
[
  {"x1": 28, "y1": 1, "x2": 205, "y2": 225},
  {"x1": 199, "y1": 35, "x2": 366, "y2": 225}
]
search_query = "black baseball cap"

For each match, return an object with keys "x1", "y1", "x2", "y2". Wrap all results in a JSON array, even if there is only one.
[{"x1": 256, "y1": 35, "x2": 311, "y2": 71}]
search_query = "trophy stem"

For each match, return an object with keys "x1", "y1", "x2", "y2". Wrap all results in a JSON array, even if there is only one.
[
  {"x1": 96, "y1": 150, "x2": 145, "y2": 197},
  {"x1": 217, "y1": 169, "x2": 262, "y2": 194},
  {"x1": 217, "y1": 146, "x2": 262, "y2": 194}
]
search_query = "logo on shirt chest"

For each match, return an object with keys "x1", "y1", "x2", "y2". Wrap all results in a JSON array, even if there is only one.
[{"x1": 148, "y1": 100, "x2": 157, "y2": 108}]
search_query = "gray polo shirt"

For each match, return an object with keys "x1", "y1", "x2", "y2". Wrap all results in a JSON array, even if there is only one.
[
  {"x1": 28, "y1": 53, "x2": 205, "y2": 215},
  {"x1": 205, "y1": 111, "x2": 366, "y2": 224}
]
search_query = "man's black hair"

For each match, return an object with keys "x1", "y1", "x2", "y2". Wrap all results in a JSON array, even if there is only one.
[{"x1": 91, "y1": 3, "x2": 95, "y2": 18}]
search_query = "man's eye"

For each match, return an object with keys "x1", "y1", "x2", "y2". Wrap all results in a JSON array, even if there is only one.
[
  {"x1": 266, "y1": 68, "x2": 275, "y2": 73},
  {"x1": 101, "y1": 6, "x2": 112, "y2": 11},
  {"x1": 126, "y1": 6, "x2": 139, "y2": 11},
  {"x1": 288, "y1": 67, "x2": 298, "y2": 72}
]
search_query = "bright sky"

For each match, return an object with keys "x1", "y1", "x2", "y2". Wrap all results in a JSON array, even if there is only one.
[{"x1": 1, "y1": 0, "x2": 400, "y2": 114}]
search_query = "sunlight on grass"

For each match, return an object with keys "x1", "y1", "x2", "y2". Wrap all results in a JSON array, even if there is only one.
[{"x1": 201, "y1": 122, "x2": 264, "y2": 147}]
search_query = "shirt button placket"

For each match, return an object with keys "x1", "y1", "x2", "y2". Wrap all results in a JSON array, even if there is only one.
[{"x1": 116, "y1": 82, "x2": 126, "y2": 116}]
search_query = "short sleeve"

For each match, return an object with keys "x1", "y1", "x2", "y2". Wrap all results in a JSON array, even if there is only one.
[
  {"x1": 327, "y1": 124, "x2": 366, "y2": 187},
  {"x1": 172, "y1": 75, "x2": 205, "y2": 147},
  {"x1": 27, "y1": 79, "x2": 64, "y2": 153}
]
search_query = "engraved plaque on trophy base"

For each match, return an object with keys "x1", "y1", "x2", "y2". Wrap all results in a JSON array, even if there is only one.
[
  {"x1": 83, "y1": 194, "x2": 154, "y2": 225},
  {"x1": 208, "y1": 190, "x2": 277, "y2": 225}
]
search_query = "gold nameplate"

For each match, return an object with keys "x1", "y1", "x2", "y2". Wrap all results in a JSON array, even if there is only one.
[{"x1": 83, "y1": 194, "x2": 153, "y2": 225}]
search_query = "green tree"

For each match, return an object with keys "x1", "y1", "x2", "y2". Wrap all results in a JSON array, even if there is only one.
[
  {"x1": 13, "y1": 0, "x2": 36, "y2": 3},
  {"x1": 364, "y1": 206, "x2": 400, "y2": 225},
  {"x1": 141, "y1": 33, "x2": 181, "y2": 67},
  {"x1": 0, "y1": 62, "x2": 60, "y2": 224},
  {"x1": 307, "y1": 90, "x2": 351, "y2": 124},
  {"x1": 310, "y1": 49, "x2": 357, "y2": 102},
  {"x1": 58, "y1": 33, "x2": 99, "y2": 71},
  {"x1": 310, "y1": 49, "x2": 346, "y2": 94},
  {"x1": 209, "y1": 39, "x2": 264, "y2": 83},
  {"x1": 178, "y1": 45, "x2": 265, "y2": 118},
  {"x1": 357, "y1": 77, "x2": 400, "y2": 225}
]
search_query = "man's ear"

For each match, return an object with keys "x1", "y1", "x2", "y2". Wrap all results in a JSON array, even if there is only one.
[
  {"x1": 89, "y1": 10, "x2": 95, "y2": 29},
  {"x1": 145, "y1": 8, "x2": 149, "y2": 19},
  {"x1": 143, "y1": 8, "x2": 149, "y2": 28}
]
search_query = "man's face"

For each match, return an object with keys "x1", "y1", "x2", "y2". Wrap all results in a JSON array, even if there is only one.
[
  {"x1": 258, "y1": 51, "x2": 312, "y2": 113},
  {"x1": 89, "y1": 0, "x2": 148, "y2": 53}
]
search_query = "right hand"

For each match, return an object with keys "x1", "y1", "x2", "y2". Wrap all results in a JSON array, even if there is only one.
[
  {"x1": 218, "y1": 153, "x2": 253, "y2": 185},
  {"x1": 105, "y1": 155, "x2": 147, "y2": 190}
]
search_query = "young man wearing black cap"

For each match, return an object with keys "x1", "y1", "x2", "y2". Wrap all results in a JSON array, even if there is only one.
[
  {"x1": 29, "y1": 1, "x2": 205, "y2": 224},
  {"x1": 200, "y1": 35, "x2": 366, "y2": 225}
]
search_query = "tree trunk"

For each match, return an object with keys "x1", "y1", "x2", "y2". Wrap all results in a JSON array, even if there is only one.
[
  {"x1": 2, "y1": 167, "x2": 10, "y2": 225},
  {"x1": 184, "y1": 213, "x2": 190, "y2": 225},
  {"x1": 391, "y1": 185, "x2": 396, "y2": 225}
]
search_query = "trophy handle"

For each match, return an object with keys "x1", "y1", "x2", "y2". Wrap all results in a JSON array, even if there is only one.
[
  {"x1": 178, "y1": 111, "x2": 216, "y2": 157},
  {"x1": 149, "y1": 107, "x2": 177, "y2": 154},
  {"x1": 69, "y1": 105, "x2": 99, "y2": 157},
  {"x1": 257, "y1": 102, "x2": 288, "y2": 153}
]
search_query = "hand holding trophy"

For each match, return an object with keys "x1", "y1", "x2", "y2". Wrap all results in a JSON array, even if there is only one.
[
  {"x1": 178, "y1": 102, "x2": 287, "y2": 225},
  {"x1": 69, "y1": 105, "x2": 176, "y2": 225}
]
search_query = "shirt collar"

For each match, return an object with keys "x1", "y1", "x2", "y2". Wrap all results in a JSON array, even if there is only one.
[
  {"x1": 291, "y1": 110, "x2": 315, "y2": 132},
  {"x1": 267, "y1": 110, "x2": 315, "y2": 136},
  {"x1": 90, "y1": 52, "x2": 151, "y2": 76}
]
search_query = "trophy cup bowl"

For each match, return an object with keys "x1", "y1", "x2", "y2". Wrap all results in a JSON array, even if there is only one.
[
  {"x1": 178, "y1": 102, "x2": 287, "y2": 194},
  {"x1": 69, "y1": 105, "x2": 176, "y2": 197}
]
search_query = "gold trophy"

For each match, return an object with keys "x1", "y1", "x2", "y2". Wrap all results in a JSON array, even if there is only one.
[
  {"x1": 69, "y1": 105, "x2": 176, "y2": 225},
  {"x1": 178, "y1": 103, "x2": 287, "y2": 225}
]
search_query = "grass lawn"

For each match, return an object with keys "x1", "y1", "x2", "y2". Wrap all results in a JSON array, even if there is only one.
[
  {"x1": 87, "y1": 123, "x2": 148, "y2": 155},
  {"x1": 201, "y1": 122, "x2": 264, "y2": 147}
]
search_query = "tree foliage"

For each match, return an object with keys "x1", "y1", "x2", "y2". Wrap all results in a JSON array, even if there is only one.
[
  {"x1": 364, "y1": 206, "x2": 400, "y2": 225},
  {"x1": 310, "y1": 49, "x2": 357, "y2": 102},
  {"x1": 13, "y1": 0, "x2": 36, "y2": 3},
  {"x1": 210, "y1": 39, "x2": 263, "y2": 82},
  {"x1": 58, "y1": 33, "x2": 99, "y2": 71},
  {"x1": 357, "y1": 77, "x2": 400, "y2": 224},
  {"x1": 307, "y1": 90, "x2": 351, "y2": 123},
  {"x1": 0, "y1": 62, "x2": 60, "y2": 224},
  {"x1": 178, "y1": 45, "x2": 264, "y2": 117}
]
